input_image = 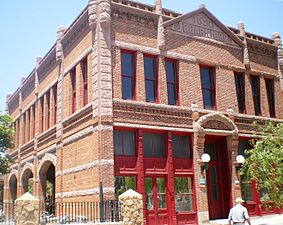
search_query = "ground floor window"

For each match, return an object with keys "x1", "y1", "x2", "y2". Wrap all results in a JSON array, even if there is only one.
[
  {"x1": 115, "y1": 176, "x2": 136, "y2": 198},
  {"x1": 174, "y1": 177, "x2": 194, "y2": 212}
]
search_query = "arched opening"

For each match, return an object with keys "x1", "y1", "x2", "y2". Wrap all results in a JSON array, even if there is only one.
[
  {"x1": 9, "y1": 174, "x2": 17, "y2": 203},
  {"x1": 39, "y1": 161, "x2": 55, "y2": 215},
  {"x1": 22, "y1": 169, "x2": 33, "y2": 194}
]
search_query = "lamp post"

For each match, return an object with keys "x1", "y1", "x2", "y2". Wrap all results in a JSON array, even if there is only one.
[{"x1": 235, "y1": 155, "x2": 245, "y2": 172}]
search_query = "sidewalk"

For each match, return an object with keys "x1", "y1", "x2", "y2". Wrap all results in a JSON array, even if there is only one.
[{"x1": 209, "y1": 214, "x2": 283, "y2": 225}]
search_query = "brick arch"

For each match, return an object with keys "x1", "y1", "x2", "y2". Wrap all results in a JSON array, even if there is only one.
[
  {"x1": 21, "y1": 163, "x2": 34, "y2": 180},
  {"x1": 194, "y1": 113, "x2": 238, "y2": 134},
  {"x1": 38, "y1": 153, "x2": 56, "y2": 177},
  {"x1": 8, "y1": 169, "x2": 18, "y2": 183}
]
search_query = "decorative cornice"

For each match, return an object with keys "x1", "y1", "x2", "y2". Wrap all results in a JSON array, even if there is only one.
[
  {"x1": 37, "y1": 47, "x2": 57, "y2": 83},
  {"x1": 19, "y1": 155, "x2": 34, "y2": 165},
  {"x1": 63, "y1": 125, "x2": 93, "y2": 146},
  {"x1": 55, "y1": 187, "x2": 114, "y2": 198},
  {"x1": 55, "y1": 159, "x2": 114, "y2": 177}
]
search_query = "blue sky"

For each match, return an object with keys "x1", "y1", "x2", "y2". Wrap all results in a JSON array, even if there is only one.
[{"x1": 0, "y1": 0, "x2": 282, "y2": 113}]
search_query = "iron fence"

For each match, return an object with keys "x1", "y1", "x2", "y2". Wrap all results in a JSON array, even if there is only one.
[
  {"x1": 39, "y1": 200, "x2": 121, "y2": 224},
  {"x1": 0, "y1": 203, "x2": 14, "y2": 224}
]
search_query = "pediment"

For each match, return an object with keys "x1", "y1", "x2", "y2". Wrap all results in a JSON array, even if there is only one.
[{"x1": 164, "y1": 7, "x2": 244, "y2": 48}]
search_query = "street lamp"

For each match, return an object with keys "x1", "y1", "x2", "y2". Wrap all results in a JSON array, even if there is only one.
[
  {"x1": 235, "y1": 155, "x2": 245, "y2": 172},
  {"x1": 201, "y1": 153, "x2": 211, "y2": 172}
]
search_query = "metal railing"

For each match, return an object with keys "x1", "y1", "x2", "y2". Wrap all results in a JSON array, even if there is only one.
[
  {"x1": 39, "y1": 200, "x2": 121, "y2": 224},
  {"x1": 0, "y1": 203, "x2": 14, "y2": 224}
]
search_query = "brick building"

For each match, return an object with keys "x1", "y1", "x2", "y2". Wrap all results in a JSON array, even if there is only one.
[{"x1": 4, "y1": 0, "x2": 283, "y2": 224}]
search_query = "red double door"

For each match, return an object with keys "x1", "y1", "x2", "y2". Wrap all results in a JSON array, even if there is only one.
[
  {"x1": 205, "y1": 137, "x2": 231, "y2": 220},
  {"x1": 144, "y1": 177, "x2": 168, "y2": 225}
]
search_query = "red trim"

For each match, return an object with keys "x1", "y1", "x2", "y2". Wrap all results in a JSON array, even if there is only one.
[
  {"x1": 234, "y1": 72, "x2": 246, "y2": 114},
  {"x1": 71, "y1": 68, "x2": 76, "y2": 113},
  {"x1": 165, "y1": 58, "x2": 179, "y2": 106},
  {"x1": 199, "y1": 65, "x2": 217, "y2": 110},
  {"x1": 121, "y1": 49, "x2": 136, "y2": 101},
  {"x1": 143, "y1": 54, "x2": 159, "y2": 103},
  {"x1": 250, "y1": 75, "x2": 261, "y2": 116},
  {"x1": 81, "y1": 58, "x2": 88, "y2": 107}
]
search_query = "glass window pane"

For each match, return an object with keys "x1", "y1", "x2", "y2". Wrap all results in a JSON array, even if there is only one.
[
  {"x1": 144, "y1": 178, "x2": 153, "y2": 193},
  {"x1": 167, "y1": 84, "x2": 176, "y2": 105},
  {"x1": 175, "y1": 194, "x2": 182, "y2": 212},
  {"x1": 144, "y1": 57, "x2": 155, "y2": 79},
  {"x1": 114, "y1": 131, "x2": 122, "y2": 155},
  {"x1": 165, "y1": 61, "x2": 175, "y2": 82},
  {"x1": 143, "y1": 133, "x2": 152, "y2": 157},
  {"x1": 145, "y1": 80, "x2": 155, "y2": 102},
  {"x1": 115, "y1": 176, "x2": 123, "y2": 197},
  {"x1": 183, "y1": 178, "x2": 189, "y2": 193},
  {"x1": 174, "y1": 177, "x2": 182, "y2": 194},
  {"x1": 121, "y1": 53, "x2": 133, "y2": 76},
  {"x1": 124, "y1": 131, "x2": 135, "y2": 156},
  {"x1": 179, "y1": 136, "x2": 190, "y2": 158},
  {"x1": 238, "y1": 140, "x2": 249, "y2": 157},
  {"x1": 124, "y1": 176, "x2": 136, "y2": 190},
  {"x1": 153, "y1": 134, "x2": 164, "y2": 157},
  {"x1": 204, "y1": 143, "x2": 217, "y2": 160},
  {"x1": 183, "y1": 195, "x2": 193, "y2": 212},
  {"x1": 122, "y1": 77, "x2": 133, "y2": 99},
  {"x1": 144, "y1": 178, "x2": 153, "y2": 210},
  {"x1": 200, "y1": 68, "x2": 212, "y2": 89},
  {"x1": 158, "y1": 194, "x2": 166, "y2": 209},
  {"x1": 157, "y1": 178, "x2": 165, "y2": 193},
  {"x1": 202, "y1": 89, "x2": 214, "y2": 109}
]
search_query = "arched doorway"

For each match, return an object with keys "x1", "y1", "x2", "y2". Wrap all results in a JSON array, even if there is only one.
[
  {"x1": 22, "y1": 169, "x2": 33, "y2": 194},
  {"x1": 194, "y1": 113, "x2": 239, "y2": 220},
  {"x1": 9, "y1": 174, "x2": 17, "y2": 203}
]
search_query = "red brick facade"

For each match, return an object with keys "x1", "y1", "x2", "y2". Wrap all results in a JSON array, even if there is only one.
[{"x1": 4, "y1": 0, "x2": 283, "y2": 224}]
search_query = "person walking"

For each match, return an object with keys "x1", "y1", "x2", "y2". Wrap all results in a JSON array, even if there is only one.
[{"x1": 228, "y1": 197, "x2": 251, "y2": 225}]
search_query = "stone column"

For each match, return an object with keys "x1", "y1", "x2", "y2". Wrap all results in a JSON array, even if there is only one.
[
  {"x1": 238, "y1": 21, "x2": 250, "y2": 69},
  {"x1": 272, "y1": 32, "x2": 283, "y2": 90},
  {"x1": 119, "y1": 189, "x2": 143, "y2": 225},
  {"x1": 193, "y1": 130, "x2": 209, "y2": 224},
  {"x1": 155, "y1": 0, "x2": 165, "y2": 50},
  {"x1": 14, "y1": 193, "x2": 40, "y2": 225}
]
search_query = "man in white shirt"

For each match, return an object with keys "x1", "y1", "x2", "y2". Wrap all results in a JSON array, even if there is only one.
[{"x1": 228, "y1": 197, "x2": 251, "y2": 225}]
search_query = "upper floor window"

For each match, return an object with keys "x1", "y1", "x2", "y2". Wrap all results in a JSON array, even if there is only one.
[
  {"x1": 70, "y1": 68, "x2": 76, "y2": 113},
  {"x1": 144, "y1": 55, "x2": 158, "y2": 103},
  {"x1": 114, "y1": 130, "x2": 135, "y2": 156},
  {"x1": 234, "y1": 73, "x2": 246, "y2": 113},
  {"x1": 81, "y1": 58, "x2": 88, "y2": 106},
  {"x1": 143, "y1": 133, "x2": 164, "y2": 157},
  {"x1": 250, "y1": 75, "x2": 261, "y2": 116},
  {"x1": 121, "y1": 51, "x2": 135, "y2": 100},
  {"x1": 53, "y1": 84, "x2": 57, "y2": 124},
  {"x1": 238, "y1": 139, "x2": 250, "y2": 157},
  {"x1": 200, "y1": 67, "x2": 215, "y2": 110},
  {"x1": 265, "y1": 79, "x2": 275, "y2": 118},
  {"x1": 40, "y1": 96, "x2": 44, "y2": 132},
  {"x1": 172, "y1": 135, "x2": 191, "y2": 159},
  {"x1": 32, "y1": 104, "x2": 35, "y2": 137},
  {"x1": 46, "y1": 91, "x2": 50, "y2": 129},
  {"x1": 165, "y1": 59, "x2": 178, "y2": 105}
]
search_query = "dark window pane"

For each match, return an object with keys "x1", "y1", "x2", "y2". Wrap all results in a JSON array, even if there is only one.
[
  {"x1": 124, "y1": 131, "x2": 135, "y2": 156},
  {"x1": 145, "y1": 80, "x2": 155, "y2": 102},
  {"x1": 153, "y1": 134, "x2": 164, "y2": 157},
  {"x1": 165, "y1": 61, "x2": 175, "y2": 82},
  {"x1": 143, "y1": 133, "x2": 152, "y2": 157},
  {"x1": 167, "y1": 84, "x2": 176, "y2": 105},
  {"x1": 144, "y1": 57, "x2": 155, "y2": 79},
  {"x1": 115, "y1": 176, "x2": 136, "y2": 198},
  {"x1": 204, "y1": 143, "x2": 217, "y2": 160},
  {"x1": 174, "y1": 177, "x2": 182, "y2": 193},
  {"x1": 114, "y1": 131, "x2": 122, "y2": 155},
  {"x1": 235, "y1": 74, "x2": 245, "y2": 113},
  {"x1": 238, "y1": 140, "x2": 249, "y2": 157},
  {"x1": 202, "y1": 89, "x2": 214, "y2": 109},
  {"x1": 265, "y1": 79, "x2": 275, "y2": 117},
  {"x1": 200, "y1": 68, "x2": 212, "y2": 89},
  {"x1": 122, "y1": 77, "x2": 133, "y2": 99},
  {"x1": 172, "y1": 136, "x2": 190, "y2": 158},
  {"x1": 209, "y1": 166, "x2": 218, "y2": 201},
  {"x1": 144, "y1": 178, "x2": 153, "y2": 210},
  {"x1": 121, "y1": 53, "x2": 133, "y2": 76}
]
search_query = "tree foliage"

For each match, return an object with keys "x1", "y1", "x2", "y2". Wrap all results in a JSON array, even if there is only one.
[
  {"x1": 242, "y1": 122, "x2": 283, "y2": 208},
  {"x1": 0, "y1": 113, "x2": 13, "y2": 174}
]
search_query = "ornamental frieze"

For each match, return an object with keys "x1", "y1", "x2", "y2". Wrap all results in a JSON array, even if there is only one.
[
  {"x1": 202, "y1": 120, "x2": 231, "y2": 131},
  {"x1": 248, "y1": 42, "x2": 277, "y2": 59},
  {"x1": 112, "y1": 9, "x2": 156, "y2": 28}
]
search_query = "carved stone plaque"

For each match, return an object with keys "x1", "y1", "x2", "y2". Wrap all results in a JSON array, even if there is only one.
[{"x1": 167, "y1": 12, "x2": 238, "y2": 46}]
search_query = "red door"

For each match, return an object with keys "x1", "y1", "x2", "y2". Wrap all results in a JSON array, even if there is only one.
[
  {"x1": 207, "y1": 162, "x2": 223, "y2": 219},
  {"x1": 144, "y1": 177, "x2": 168, "y2": 225}
]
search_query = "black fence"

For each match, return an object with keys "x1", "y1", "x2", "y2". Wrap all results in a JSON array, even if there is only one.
[
  {"x1": 39, "y1": 200, "x2": 121, "y2": 224},
  {"x1": 0, "y1": 203, "x2": 14, "y2": 224}
]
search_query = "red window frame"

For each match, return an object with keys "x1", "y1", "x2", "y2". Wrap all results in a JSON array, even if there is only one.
[
  {"x1": 70, "y1": 68, "x2": 76, "y2": 113},
  {"x1": 165, "y1": 58, "x2": 179, "y2": 106},
  {"x1": 27, "y1": 109, "x2": 30, "y2": 141},
  {"x1": 46, "y1": 91, "x2": 50, "y2": 129},
  {"x1": 81, "y1": 58, "x2": 88, "y2": 106},
  {"x1": 40, "y1": 96, "x2": 44, "y2": 132},
  {"x1": 32, "y1": 104, "x2": 35, "y2": 138},
  {"x1": 114, "y1": 130, "x2": 136, "y2": 156},
  {"x1": 250, "y1": 75, "x2": 261, "y2": 116},
  {"x1": 200, "y1": 65, "x2": 216, "y2": 110},
  {"x1": 234, "y1": 72, "x2": 246, "y2": 114},
  {"x1": 265, "y1": 79, "x2": 275, "y2": 118},
  {"x1": 144, "y1": 54, "x2": 158, "y2": 103},
  {"x1": 121, "y1": 50, "x2": 136, "y2": 100},
  {"x1": 53, "y1": 84, "x2": 57, "y2": 125}
]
